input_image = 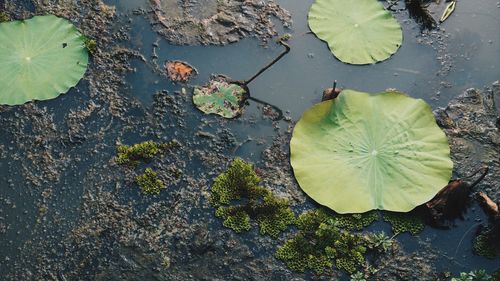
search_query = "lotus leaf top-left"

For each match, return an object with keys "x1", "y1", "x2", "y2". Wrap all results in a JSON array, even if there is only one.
[{"x1": 0, "y1": 15, "x2": 89, "y2": 105}]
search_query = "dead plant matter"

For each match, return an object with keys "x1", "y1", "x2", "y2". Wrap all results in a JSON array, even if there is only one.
[{"x1": 420, "y1": 166, "x2": 489, "y2": 228}]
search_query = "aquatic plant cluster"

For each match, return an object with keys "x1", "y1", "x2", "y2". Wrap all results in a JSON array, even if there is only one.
[
  {"x1": 116, "y1": 140, "x2": 178, "y2": 167},
  {"x1": 209, "y1": 159, "x2": 418, "y2": 275},
  {"x1": 383, "y1": 211, "x2": 425, "y2": 235},
  {"x1": 275, "y1": 210, "x2": 381, "y2": 274},
  {"x1": 332, "y1": 211, "x2": 379, "y2": 231},
  {"x1": 116, "y1": 140, "x2": 179, "y2": 195},
  {"x1": 210, "y1": 158, "x2": 295, "y2": 237},
  {"x1": 473, "y1": 233, "x2": 500, "y2": 259},
  {"x1": 135, "y1": 168, "x2": 166, "y2": 195}
]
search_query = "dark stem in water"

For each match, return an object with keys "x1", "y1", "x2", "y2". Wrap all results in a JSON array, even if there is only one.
[{"x1": 243, "y1": 40, "x2": 291, "y2": 85}]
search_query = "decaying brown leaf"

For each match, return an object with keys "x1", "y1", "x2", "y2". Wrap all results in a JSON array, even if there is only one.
[
  {"x1": 321, "y1": 87, "x2": 343, "y2": 101},
  {"x1": 321, "y1": 80, "x2": 342, "y2": 101},
  {"x1": 421, "y1": 167, "x2": 489, "y2": 227},
  {"x1": 165, "y1": 60, "x2": 197, "y2": 82}
]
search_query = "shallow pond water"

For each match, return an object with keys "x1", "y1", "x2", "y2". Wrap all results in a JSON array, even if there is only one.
[{"x1": 0, "y1": 0, "x2": 499, "y2": 279}]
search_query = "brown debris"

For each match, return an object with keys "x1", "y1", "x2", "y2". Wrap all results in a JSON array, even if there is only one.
[
  {"x1": 321, "y1": 87, "x2": 342, "y2": 101},
  {"x1": 165, "y1": 60, "x2": 197, "y2": 82},
  {"x1": 421, "y1": 167, "x2": 489, "y2": 227},
  {"x1": 478, "y1": 192, "x2": 499, "y2": 218}
]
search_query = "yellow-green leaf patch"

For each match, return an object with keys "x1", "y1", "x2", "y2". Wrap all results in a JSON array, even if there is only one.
[{"x1": 290, "y1": 90, "x2": 453, "y2": 213}]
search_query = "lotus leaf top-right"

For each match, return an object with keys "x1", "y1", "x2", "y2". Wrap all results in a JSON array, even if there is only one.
[{"x1": 308, "y1": 0, "x2": 403, "y2": 65}]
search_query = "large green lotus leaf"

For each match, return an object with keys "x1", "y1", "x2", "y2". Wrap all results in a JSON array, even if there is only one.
[
  {"x1": 0, "y1": 15, "x2": 88, "y2": 105},
  {"x1": 290, "y1": 90, "x2": 453, "y2": 213},
  {"x1": 193, "y1": 80, "x2": 247, "y2": 118},
  {"x1": 308, "y1": 0, "x2": 403, "y2": 64}
]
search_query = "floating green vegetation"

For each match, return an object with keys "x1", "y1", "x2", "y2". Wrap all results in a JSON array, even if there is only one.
[
  {"x1": 116, "y1": 140, "x2": 178, "y2": 167},
  {"x1": 85, "y1": 38, "x2": 97, "y2": 55},
  {"x1": 0, "y1": 15, "x2": 89, "y2": 105},
  {"x1": 383, "y1": 211, "x2": 425, "y2": 235},
  {"x1": 308, "y1": 0, "x2": 402, "y2": 64},
  {"x1": 210, "y1": 158, "x2": 295, "y2": 238},
  {"x1": 365, "y1": 231, "x2": 395, "y2": 253},
  {"x1": 473, "y1": 234, "x2": 500, "y2": 259},
  {"x1": 451, "y1": 270, "x2": 490, "y2": 281},
  {"x1": 290, "y1": 90, "x2": 453, "y2": 213},
  {"x1": 275, "y1": 209, "x2": 374, "y2": 275},
  {"x1": 350, "y1": 271, "x2": 366, "y2": 281},
  {"x1": 0, "y1": 12, "x2": 10, "y2": 22},
  {"x1": 135, "y1": 168, "x2": 165, "y2": 195},
  {"x1": 332, "y1": 211, "x2": 379, "y2": 231}
]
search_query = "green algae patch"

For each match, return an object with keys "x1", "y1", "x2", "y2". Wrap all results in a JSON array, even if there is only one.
[
  {"x1": 135, "y1": 168, "x2": 165, "y2": 195},
  {"x1": 210, "y1": 158, "x2": 295, "y2": 238},
  {"x1": 116, "y1": 140, "x2": 178, "y2": 167},
  {"x1": 275, "y1": 209, "x2": 376, "y2": 275},
  {"x1": 0, "y1": 15, "x2": 89, "y2": 105},
  {"x1": 473, "y1": 234, "x2": 500, "y2": 259},
  {"x1": 332, "y1": 211, "x2": 379, "y2": 231},
  {"x1": 383, "y1": 211, "x2": 425, "y2": 235}
]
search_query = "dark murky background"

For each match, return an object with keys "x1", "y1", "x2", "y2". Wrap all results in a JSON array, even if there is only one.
[{"x1": 0, "y1": 0, "x2": 499, "y2": 279}]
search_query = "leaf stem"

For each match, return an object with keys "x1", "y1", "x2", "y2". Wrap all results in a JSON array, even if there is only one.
[{"x1": 244, "y1": 40, "x2": 291, "y2": 85}]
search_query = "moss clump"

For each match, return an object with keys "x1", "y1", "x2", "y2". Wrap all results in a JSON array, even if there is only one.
[
  {"x1": 135, "y1": 168, "x2": 165, "y2": 195},
  {"x1": 332, "y1": 211, "x2": 379, "y2": 231},
  {"x1": 275, "y1": 210, "x2": 371, "y2": 275},
  {"x1": 383, "y1": 211, "x2": 424, "y2": 235},
  {"x1": 0, "y1": 12, "x2": 10, "y2": 22},
  {"x1": 215, "y1": 206, "x2": 251, "y2": 232},
  {"x1": 210, "y1": 158, "x2": 295, "y2": 238},
  {"x1": 116, "y1": 140, "x2": 177, "y2": 167},
  {"x1": 473, "y1": 234, "x2": 500, "y2": 259},
  {"x1": 84, "y1": 38, "x2": 97, "y2": 55}
]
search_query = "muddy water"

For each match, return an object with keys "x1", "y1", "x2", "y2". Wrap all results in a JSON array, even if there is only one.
[
  {"x1": 119, "y1": 0, "x2": 499, "y2": 119},
  {"x1": 113, "y1": 0, "x2": 500, "y2": 276},
  {"x1": 0, "y1": 0, "x2": 498, "y2": 279},
  {"x1": 110, "y1": 0, "x2": 500, "y2": 276}
]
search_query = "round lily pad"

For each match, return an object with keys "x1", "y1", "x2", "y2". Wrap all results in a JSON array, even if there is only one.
[
  {"x1": 0, "y1": 15, "x2": 89, "y2": 105},
  {"x1": 308, "y1": 0, "x2": 403, "y2": 64},
  {"x1": 290, "y1": 90, "x2": 453, "y2": 213},
  {"x1": 193, "y1": 77, "x2": 247, "y2": 118}
]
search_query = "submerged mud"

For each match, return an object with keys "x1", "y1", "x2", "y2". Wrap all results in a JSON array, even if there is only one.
[
  {"x1": 149, "y1": 0, "x2": 292, "y2": 45},
  {"x1": 435, "y1": 82, "x2": 500, "y2": 202}
]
